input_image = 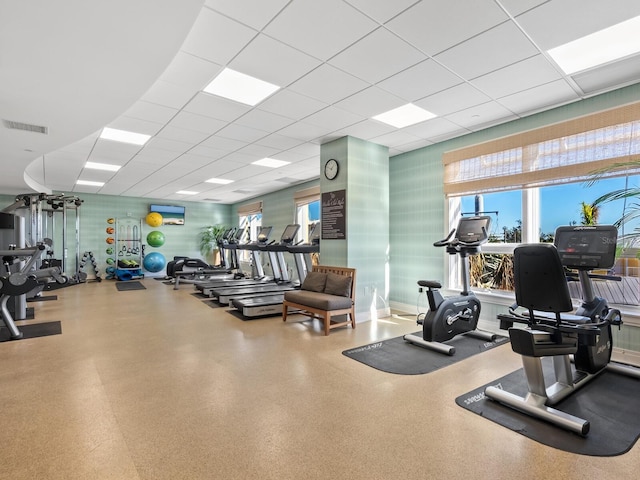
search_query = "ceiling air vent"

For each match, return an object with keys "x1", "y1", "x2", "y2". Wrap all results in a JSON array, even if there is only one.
[{"x1": 2, "y1": 119, "x2": 48, "y2": 134}]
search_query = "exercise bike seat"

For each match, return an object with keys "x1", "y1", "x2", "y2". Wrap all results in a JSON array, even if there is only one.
[{"x1": 418, "y1": 279, "x2": 441, "y2": 289}]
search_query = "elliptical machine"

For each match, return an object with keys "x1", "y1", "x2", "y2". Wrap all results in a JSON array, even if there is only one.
[
  {"x1": 484, "y1": 225, "x2": 640, "y2": 436},
  {"x1": 404, "y1": 215, "x2": 496, "y2": 355}
]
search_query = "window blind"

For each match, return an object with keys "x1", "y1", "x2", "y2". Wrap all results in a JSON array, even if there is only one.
[
  {"x1": 443, "y1": 102, "x2": 640, "y2": 196},
  {"x1": 237, "y1": 201, "x2": 262, "y2": 216}
]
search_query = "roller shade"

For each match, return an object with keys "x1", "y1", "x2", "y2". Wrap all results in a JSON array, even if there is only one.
[
  {"x1": 443, "y1": 102, "x2": 640, "y2": 197},
  {"x1": 294, "y1": 186, "x2": 320, "y2": 206},
  {"x1": 237, "y1": 201, "x2": 262, "y2": 216}
]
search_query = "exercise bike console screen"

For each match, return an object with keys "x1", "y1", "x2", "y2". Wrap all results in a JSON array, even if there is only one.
[
  {"x1": 554, "y1": 225, "x2": 617, "y2": 269},
  {"x1": 456, "y1": 215, "x2": 491, "y2": 243}
]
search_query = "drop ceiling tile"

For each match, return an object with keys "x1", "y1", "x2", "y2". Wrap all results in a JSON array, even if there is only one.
[
  {"x1": 235, "y1": 109, "x2": 295, "y2": 132},
  {"x1": 255, "y1": 133, "x2": 304, "y2": 151},
  {"x1": 236, "y1": 143, "x2": 280, "y2": 159},
  {"x1": 205, "y1": 0, "x2": 290, "y2": 30},
  {"x1": 288, "y1": 64, "x2": 369, "y2": 104},
  {"x1": 140, "y1": 79, "x2": 196, "y2": 110},
  {"x1": 345, "y1": 0, "x2": 420, "y2": 23},
  {"x1": 183, "y1": 92, "x2": 251, "y2": 121},
  {"x1": 404, "y1": 117, "x2": 472, "y2": 142},
  {"x1": 133, "y1": 149, "x2": 179, "y2": 165},
  {"x1": 499, "y1": 0, "x2": 547, "y2": 17},
  {"x1": 108, "y1": 116, "x2": 164, "y2": 136},
  {"x1": 258, "y1": 89, "x2": 328, "y2": 120},
  {"x1": 445, "y1": 101, "x2": 517, "y2": 130},
  {"x1": 386, "y1": 0, "x2": 508, "y2": 56},
  {"x1": 180, "y1": 7, "x2": 257, "y2": 65},
  {"x1": 276, "y1": 122, "x2": 331, "y2": 143},
  {"x1": 216, "y1": 123, "x2": 269, "y2": 143},
  {"x1": 168, "y1": 153, "x2": 213, "y2": 169},
  {"x1": 167, "y1": 111, "x2": 227, "y2": 135},
  {"x1": 155, "y1": 125, "x2": 210, "y2": 144},
  {"x1": 189, "y1": 144, "x2": 234, "y2": 160},
  {"x1": 144, "y1": 136, "x2": 192, "y2": 154},
  {"x1": 329, "y1": 27, "x2": 425, "y2": 84},
  {"x1": 198, "y1": 135, "x2": 247, "y2": 152},
  {"x1": 516, "y1": 0, "x2": 640, "y2": 50},
  {"x1": 497, "y1": 79, "x2": 579, "y2": 116},
  {"x1": 334, "y1": 86, "x2": 405, "y2": 118},
  {"x1": 229, "y1": 34, "x2": 321, "y2": 87},
  {"x1": 123, "y1": 101, "x2": 179, "y2": 125},
  {"x1": 416, "y1": 83, "x2": 491, "y2": 116},
  {"x1": 471, "y1": 55, "x2": 562, "y2": 99},
  {"x1": 435, "y1": 21, "x2": 539, "y2": 80},
  {"x1": 331, "y1": 118, "x2": 396, "y2": 140},
  {"x1": 271, "y1": 148, "x2": 316, "y2": 163},
  {"x1": 264, "y1": 0, "x2": 378, "y2": 61},
  {"x1": 377, "y1": 59, "x2": 464, "y2": 102},
  {"x1": 159, "y1": 51, "x2": 222, "y2": 91},
  {"x1": 303, "y1": 106, "x2": 365, "y2": 130},
  {"x1": 369, "y1": 130, "x2": 422, "y2": 149},
  {"x1": 91, "y1": 139, "x2": 142, "y2": 159}
]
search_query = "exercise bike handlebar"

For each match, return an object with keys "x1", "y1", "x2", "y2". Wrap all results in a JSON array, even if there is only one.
[
  {"x1": 433, "y1": 229, "x2": 456, "y2": 247},
  {"x1": 433, "y1": 227, "x2": 489, "y2": 248}
]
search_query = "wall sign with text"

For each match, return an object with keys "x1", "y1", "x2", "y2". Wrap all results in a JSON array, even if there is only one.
[{"x1": 321, "y1": 189, "x2": 346, "y2": 239}]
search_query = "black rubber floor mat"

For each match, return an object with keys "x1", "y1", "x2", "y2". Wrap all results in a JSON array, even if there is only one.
[
  {"x1": 116, "y1": 281, "x2": 146, "y2": 291},
  {"x1": 342, "y1": 331, "x2": 509, "y2": 375},
  {"x1": 0, "y1": 321, "x2": 62, "y2": 342},
  {"x1": 455, "y1": 365, "x2": 640, "y2": 456}
]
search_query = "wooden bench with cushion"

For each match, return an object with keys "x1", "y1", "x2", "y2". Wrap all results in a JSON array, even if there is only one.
[{"x1": 282, "y1": 265, "x2": 356, "y2": 335}]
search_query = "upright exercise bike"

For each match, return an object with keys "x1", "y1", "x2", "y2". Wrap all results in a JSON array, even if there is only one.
[
  {"x1": 404, "y1": 215, "x2": 496, "y2": 355},
  {"x1": 484, "y1": 225, "x2": 640, "y2": 435}
]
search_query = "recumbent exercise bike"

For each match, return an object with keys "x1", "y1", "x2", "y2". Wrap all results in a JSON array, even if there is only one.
[
  {"x1": 404, "y1": 215, "x2": 496, "y2": 355},
  {"x1": 484, "y1": 225, "x2": 640, "y2": 436}
]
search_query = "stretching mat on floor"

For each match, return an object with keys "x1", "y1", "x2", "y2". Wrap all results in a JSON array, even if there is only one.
[
  {"x1": 342, "y1": 332, "x2": 509, "y2": 375},
  {"x1": 0, "y1": 321, "x2": 62, "y2": 342},
  {"x1": 455, "y1": 364, "x2": 640, "y2": 456},
  {"x1": 116, "y1": 281, "x2": 146, "y2": 291}
]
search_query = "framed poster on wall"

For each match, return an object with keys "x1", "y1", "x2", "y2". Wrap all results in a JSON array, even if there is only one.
[{"x1": 321, "y1": 189, "x2": 346, "y2": 239}]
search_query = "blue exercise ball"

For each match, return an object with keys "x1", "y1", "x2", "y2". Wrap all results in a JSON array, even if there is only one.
[{"x1": 143, "y1": 252, "x2": 166, "y2": 273}]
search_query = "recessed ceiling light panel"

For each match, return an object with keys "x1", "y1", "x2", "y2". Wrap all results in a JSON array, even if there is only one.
[
  {"x1": 100, "y1": 127, "x2": 151, "y2": 145},
  {"x1": 548, "y1": 15, "x2": 640, "y2": 74},
  {"x1": 176, "y1": 190, "x2": 198, "y2": 195},
  {"x1": 76, "y1": 180, "x2": 105, "y2": 187},
  {"x1": 85, "y1": 161, "x2": 121, "y2": 172},
  {"x1": 205, "y1": 177, "x2": 234, "y2": 184},
  {"x1": 373, "y1": 104, "x2": 436, "y2": 128},
  {"x1": 252, "y1": 158, "x2": 290, "y2": 168},
  {"x1": 203, "y1": 68, "x2": 280, "y2": 106}
]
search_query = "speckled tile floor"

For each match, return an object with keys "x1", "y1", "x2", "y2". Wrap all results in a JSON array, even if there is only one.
[{"x1": 0, "y1": 278, "x2": 638, "y2": 479}]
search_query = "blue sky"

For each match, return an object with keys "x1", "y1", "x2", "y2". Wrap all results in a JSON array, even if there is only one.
[{"x1": 461, "y1": 175, "x2": 640, "y2": 237}]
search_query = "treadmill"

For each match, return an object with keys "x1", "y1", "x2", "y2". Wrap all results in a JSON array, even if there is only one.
[
  {"x1": 231, "y1": 224, "x2": 319, "y2": 318},
  {"x1": 195, "y1": 226, "x2": 275, "y2": 297},
  {"x1": 211, "y1": 224, "x2": 300, "y2": 307}
]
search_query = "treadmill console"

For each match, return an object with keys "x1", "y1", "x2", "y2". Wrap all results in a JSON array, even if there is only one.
[
  {"x1": 554, "y1": 225, "x2": 617, "y2": 270},
  {"x1": 256, "y1": 226, "x2": 272, "y2": 243},
  {"x1": 280, "y1": 224, "x2": 301, "y2": 244}
]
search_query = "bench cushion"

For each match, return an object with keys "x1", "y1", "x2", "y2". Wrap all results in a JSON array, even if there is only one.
[
  {"x1": 300, "y1": 271, "x2": 327, "y2": 292},
  {"x1": 284, "y1": 290, "x2": 353, "y2": 310},
  {"x1": 324, "y1": 272, "x2": 352, "y2": 297}
]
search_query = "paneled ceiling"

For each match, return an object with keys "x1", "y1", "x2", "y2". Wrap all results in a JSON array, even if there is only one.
[{"x1": 2, "y1": 0, "x2": 640, "y2": 204}]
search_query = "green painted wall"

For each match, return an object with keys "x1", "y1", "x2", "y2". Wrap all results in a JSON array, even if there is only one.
[
  {"x1": 0, "y1": 192, "x2": 231, "y2": 277},
  {"x1": 320, "y1": 136, "x2": 390, "y2": 318},
  {"x1": 389, "y1": 82, "x2": 640, "y2": 348}
]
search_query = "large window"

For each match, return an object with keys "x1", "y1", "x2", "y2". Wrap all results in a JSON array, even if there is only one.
[
  {"x1": 445, "y1": 103, "x2": 640, "y2": 306},
  {"x1": 294, "y1": 186, "x2": 320, "y2": 244}
]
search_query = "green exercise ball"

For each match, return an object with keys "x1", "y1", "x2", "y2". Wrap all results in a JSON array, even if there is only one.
[{"x1": 146, "y1": 230, "x2": 165, "y2": 247}]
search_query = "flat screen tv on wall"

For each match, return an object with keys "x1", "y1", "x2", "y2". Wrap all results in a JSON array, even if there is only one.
[{"x1": 150, "y1": 204, "x2": 185, "y2": 225}]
